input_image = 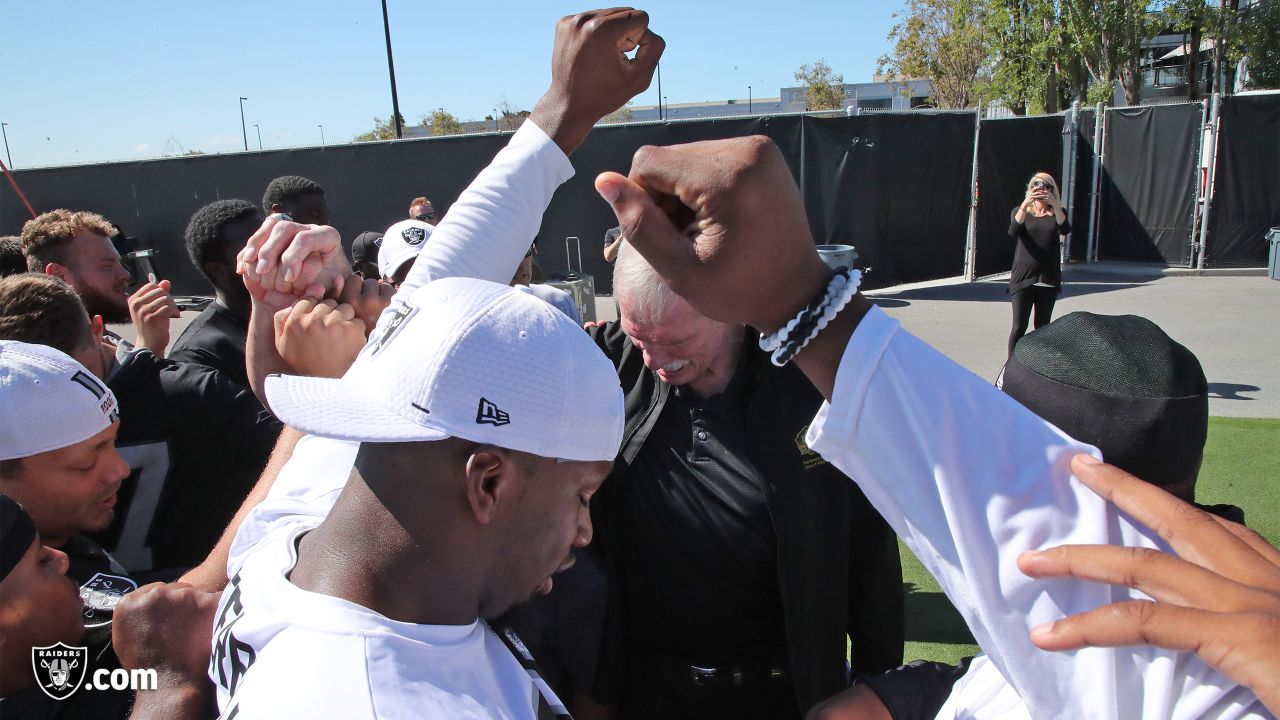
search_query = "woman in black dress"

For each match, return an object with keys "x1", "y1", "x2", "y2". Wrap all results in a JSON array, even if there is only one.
[{"x1": 1007, "y1": 171, "x2": 1069, "y2": 356}]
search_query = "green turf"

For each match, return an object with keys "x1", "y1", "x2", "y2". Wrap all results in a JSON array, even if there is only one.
[{"x1": 891, "y1": 416, "x2": 1280, "y2": 666}]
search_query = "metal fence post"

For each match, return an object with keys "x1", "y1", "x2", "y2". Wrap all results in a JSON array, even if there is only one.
[
  {"x1": 1061, "y1": 102, "x2": 1080, "y2": 265},
  {"x1": 963, "y1": 102, "x2": 982, "y2": 281},
  {"x1": 1195, "y1": 92, "x2": 1222, "y2": 269},
  {"x1": 1085, "y1": 102, "x2": 1106, "y2": 263}
]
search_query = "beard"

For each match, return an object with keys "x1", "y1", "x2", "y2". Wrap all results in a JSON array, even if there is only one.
[{"x1": 78, "y1": 283, "x2": 130, "y2": 324}]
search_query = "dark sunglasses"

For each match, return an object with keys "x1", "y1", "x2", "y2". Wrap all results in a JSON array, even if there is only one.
[{"x1": 415, "y1": 211, "x2": 437, "y2": 221}]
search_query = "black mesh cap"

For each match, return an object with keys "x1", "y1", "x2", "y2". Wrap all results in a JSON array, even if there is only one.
[{"x1": 1000, "y1": 312, "x2": 1208, "y2": 493}]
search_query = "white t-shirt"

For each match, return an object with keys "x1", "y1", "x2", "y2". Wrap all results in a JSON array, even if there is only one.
[
  {"x1": 806, "y1": 307, "x2": 1268, "y2": 719},
  {"x1": 210, "y1": 436, "x2": 568, "y2": 720}
]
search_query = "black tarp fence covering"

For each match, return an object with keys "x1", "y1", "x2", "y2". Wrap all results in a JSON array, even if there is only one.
[
  {"x1": 973, "y1": 115, "x2": 1064, "y2": 278},
  {"x1": 1205, "y1": 93, "x2": 1280, "y2": 268},
  {"x1": 800, "y1": 112, "x2": 976, "y2": 288},
  {"x1": 1097, "y1": 103, "x2": 1201, "y2": 266},
  {"x1": 1, "y1": 112, "x2": 977, "y2": 295},
  {"x1": 1069, "y1": 109, "x2": 1096, "y2": 262}
]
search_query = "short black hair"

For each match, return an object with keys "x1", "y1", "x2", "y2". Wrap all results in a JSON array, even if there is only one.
[
  {"x1": 262, "y1": 175, "x2": 326, "y2": 213},
  {"x1": 0, "y1": 237, "x2": 25, "y2": 277},
  {"x1": 184, "y1": 199, "x2": 260, "y2": 282}
]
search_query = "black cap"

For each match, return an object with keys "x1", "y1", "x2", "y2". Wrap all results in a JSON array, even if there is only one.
[
  {"x1": 999, "y1": 312, "x2": 1208, "y2": 493},
  {"x1": 351, "y1": 231, "x2": 383, "y2": 267},
  {"x1": 1, "y1": 494, "x2": 37, "y2": 582}
]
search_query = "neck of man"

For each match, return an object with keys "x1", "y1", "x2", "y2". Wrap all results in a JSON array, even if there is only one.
[
  {"x1": 215, "y1": 288, "x2": 251, "y2": 321},
  {"x1": 288, "y1": 469, "x2": 485, "y2": 626},
  {"x1": 684, "y1": 330, "x2": 745, "y2": 398}
]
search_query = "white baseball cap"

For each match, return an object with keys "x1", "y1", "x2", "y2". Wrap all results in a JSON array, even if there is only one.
[
  {"x1": 378, "y1": 219, "x2": 434, "y2": 281},
  {"x1": 0, "y1": 341, "x2": 119, "y2": 461},
  {"x1": 265, "y1": 277, "x2": 624, "y2": 462}
]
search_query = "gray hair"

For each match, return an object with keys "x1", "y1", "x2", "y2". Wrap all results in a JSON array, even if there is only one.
[{"x1": 612, "y1": 240, "x2": 676, "y2": 324}]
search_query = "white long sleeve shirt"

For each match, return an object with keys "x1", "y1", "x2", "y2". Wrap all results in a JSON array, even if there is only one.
[{"x1": 805, "y1": 306, "x2": 1268, "y2": 720}]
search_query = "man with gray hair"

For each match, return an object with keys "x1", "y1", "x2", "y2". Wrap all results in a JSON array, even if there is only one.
[{"x1": 568, "y1": 240, "x2": 903, "y2": 718}]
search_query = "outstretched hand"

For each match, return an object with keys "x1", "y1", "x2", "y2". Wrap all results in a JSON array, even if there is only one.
[
  {"x1": 1019, "y1": 454, "x2": 1280, "y2": 714},
  {"x1": 238, "y1": 215, "x2": 348, "y2": 308},
  {"x1": 595, "y1": 136, "x2": 829, "y2": 334}
]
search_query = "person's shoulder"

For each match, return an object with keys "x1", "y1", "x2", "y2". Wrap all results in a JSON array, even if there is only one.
[{"x1": 224, "y1": 630, "x2": 378, "y2": 720}]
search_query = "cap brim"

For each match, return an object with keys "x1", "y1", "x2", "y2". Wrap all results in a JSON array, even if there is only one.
[{"x1": 265, "y1": 374, "x2": 450, "y2": 443}]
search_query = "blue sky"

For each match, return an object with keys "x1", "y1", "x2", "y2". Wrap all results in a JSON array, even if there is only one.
[{"x1": 1, "y1": 1, "x2": 900, "y2": 169}]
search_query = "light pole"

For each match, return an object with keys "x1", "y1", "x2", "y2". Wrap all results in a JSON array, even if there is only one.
[
  {"x1": 239, "y1": 97, "x2": 248, "y2": 151},
  {"x1": 656, "y1": 62, "x2": 663, "y2": 120},
  {"x1": 318, "y1": 125, "x2": 325, "y2": 148},
  {"x1": 493, "y1": 108, "x2": 500, "y2": 132},
  {"x1": 664, "y1": 96, "x2": 669, "y2": 118},
  {"x1": 748, "y1": 86, "x2": 752, "y2": 114},
  {"x1": 253, "y1": 124, "x2": 263, "y2": 150},
  {"x1": 381, "y1": 0, "x2": 404, "y2": 139},
  {"x1": 1, "y1": 123, "x2": 11, "y2": 168}
]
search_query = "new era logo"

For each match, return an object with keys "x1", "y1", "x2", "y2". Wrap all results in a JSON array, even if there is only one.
[
  {"x1": 476, "y1": 398, "x2": 510, "y2": 426},
  {"x1": 402, "y1": 226, "x2": 427, "y2": 246}
]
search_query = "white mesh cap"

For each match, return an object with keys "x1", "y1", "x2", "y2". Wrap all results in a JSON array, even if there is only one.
[
  {"x1": 265, "y1": 277, "x2": 624, "y2": 462},
  {"x1": 0, "y1": 341, "x2": 119, "y2": 461},
  {"x1": 378, "y1": 219, "x2": 434, "y2": 280}
]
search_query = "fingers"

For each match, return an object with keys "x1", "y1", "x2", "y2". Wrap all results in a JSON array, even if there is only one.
[
  {"x1": 239, "y1": 214, "x2": 289, "y2": 272},
  {"x1": 1018, "y1": 545, "x2": 1272, "y2": 614},
  {"x1": 629, "y1": 28, "x2": 665, "y2": 80},
  {"x1": 1029, "y1": 599, "x2": 1218, "y2": 652},
  {"x1": 595, "y1": 170, "x2": 698, "y2": 294},
  {"x1": 1208, "y1": 513, "x2": 1280, "y2": 568},
  {"x1": 1071, "y1": 455, "x2": 1280, "y2": 591}
]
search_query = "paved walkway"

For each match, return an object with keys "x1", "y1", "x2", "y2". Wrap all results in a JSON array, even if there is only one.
[{"x1": 862, "y1": 267, "x2": 1279, "y2": 419}]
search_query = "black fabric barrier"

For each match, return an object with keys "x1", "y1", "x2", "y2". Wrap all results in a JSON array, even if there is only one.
[
  {"x1": 2, "y1": 112, "x2": 974, "y2": 295},
  {"x1": 799, "y1": 112, "x2": 975, "y2": 288},
  {"x1": 1069, "y1": 109, "x2": 1097, "y2": 261},
  {"x1": 1205, "y1": 93, "x2": 1280, "y2": 268},
  {"x1": 973, "y1": 115, "x2": 1064, "y2": 278},
  {"x1": 1097, "y1": 104, "x2": 1201, "y2": 265}
]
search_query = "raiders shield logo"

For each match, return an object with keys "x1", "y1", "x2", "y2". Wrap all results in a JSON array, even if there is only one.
[
  {"x1": 369, "y1": 301, "x2": 419, "y2": 356},
  {"x1": 80, "y1": 572, "x2": 138, "y2": 628},
  {"x1": 32, "y1": 643, "x2": 88, "y2": 700},
  {"x1": 402, "y1": 226, "x2": 427, "y2": 246}
]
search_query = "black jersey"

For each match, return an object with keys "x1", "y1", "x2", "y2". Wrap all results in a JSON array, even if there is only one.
[
  {"x1": 91, "y1": 344, "x2": 281, "y2": 573},
  {"x1": 169, "y1": 301, "x2": 250, "y2": 388}
]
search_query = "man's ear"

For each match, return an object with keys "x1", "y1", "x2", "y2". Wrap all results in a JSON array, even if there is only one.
[
  {"x1": 203, "y1": 260, "x2": 229, "y2": 286},
  {"x1": 269, "y1": 203, "x2": 284, "y2": 215},
  {"x1": 45, "y1": 262, "x2": 72, "y2": 282},
  {"x1": 89, "y1": 315, "x2": 106, "y2": 343},
  {"x1": 463, "y1": 446, "x2": 523, "y2": 526}
]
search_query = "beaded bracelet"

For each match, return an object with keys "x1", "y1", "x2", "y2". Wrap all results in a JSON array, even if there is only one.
[{"x1": 759, "y1": 267, "x2": 862, "y2": 367}]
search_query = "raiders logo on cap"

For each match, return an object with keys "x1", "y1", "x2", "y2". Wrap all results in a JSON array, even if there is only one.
[{"x1": 402, "y1": 226, "x2": 427, "y2": 246}]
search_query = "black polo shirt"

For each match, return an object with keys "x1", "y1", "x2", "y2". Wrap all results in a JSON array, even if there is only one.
[{"x1": 616, "y1": 357, "x2": 787, "y2": 666}]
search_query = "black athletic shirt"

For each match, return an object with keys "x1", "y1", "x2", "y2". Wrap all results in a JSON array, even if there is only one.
[
  {"x1": 91, "y1": 344, "x2": 281, "y2": 573},
  {"x1": 616, "y1": 359, "x2": 787, "y2": 666},
  {"x1": 1008, "y1": 208, "x2": 1070, "y2": 294},
  {"x1": 168, "y1": 301, "x2": 250, "y2": 388}
]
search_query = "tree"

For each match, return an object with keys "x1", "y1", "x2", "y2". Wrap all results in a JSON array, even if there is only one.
[
  {"x1": 493, "y1": 98, "x2": 531, "y2": 131},
  {"x1": 878, "y1": 0, "x2": 988, "y2": 109},
  {"x1": 599, "y1": 102, "x2": 635, "y2": 124},
  {"x1": 1061, "y1": 0, "x2": 1158, "y2": 106},
  {"x1": 1238, "y1": 0, "x2": 1280, "y2": 89},
  {"x1": 426, "y1": 109, "x2": 465, "y2": 136},
  {"x1": 1161, "y1": 0, "x2": 1215, "y2": 100},
  {"x1": 982, "y1": 0, "x2": 1058, "y2": 114},
  {"x1": 354, "y1": 114, "x2": 406, "y2": 142},
  {"x1": 794, "y1": 60, "x2": 846, "y2": 110}
]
